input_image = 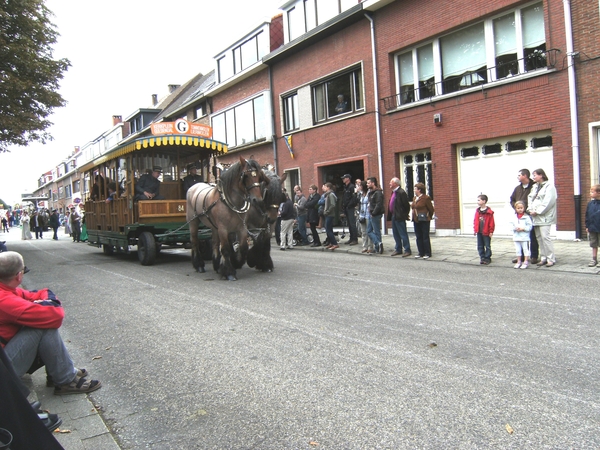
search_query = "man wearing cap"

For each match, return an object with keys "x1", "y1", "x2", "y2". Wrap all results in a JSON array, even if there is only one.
[
  {"x1": 182, "y1": 164, "x2": 203, "y2": 196},
  {"x1": 341, "y1": 174, "x2": 359, "y2": 245},
  {"x1": 69, "y1": 207, "x2": 81, "y2": 242},
  {"x1": 135, "y1": 166, "x2": 165, "y2": 201},
  {"x1": 0, "y1": 251, "x2": 102, "y2": 395}
]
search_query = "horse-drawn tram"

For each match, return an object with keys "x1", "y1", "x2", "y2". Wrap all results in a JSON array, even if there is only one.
[{"x1": 80, "y1": 127, "x2": 227, "y2": 266}]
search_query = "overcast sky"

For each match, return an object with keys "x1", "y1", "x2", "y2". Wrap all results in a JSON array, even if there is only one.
[{"x1": 1, "y1": 0, "x2": 283, "y2": 206}]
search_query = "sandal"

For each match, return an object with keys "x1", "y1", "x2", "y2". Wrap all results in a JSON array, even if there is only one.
[
  {"x1": 54, "y1": 377, "x2": 102, "y2": 395},
  {"x1": 47, "y1": 368, "x2": 90, "y2": 387}
]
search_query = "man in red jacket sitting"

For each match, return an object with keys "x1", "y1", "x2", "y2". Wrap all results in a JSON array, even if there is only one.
[{"x1": 0, "y1": 251, "x2": 101, "y2": 395}]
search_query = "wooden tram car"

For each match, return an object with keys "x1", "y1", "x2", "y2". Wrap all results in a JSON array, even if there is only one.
[{"x1": 80, "y1": 133, "x2": 227, "y2": 265}]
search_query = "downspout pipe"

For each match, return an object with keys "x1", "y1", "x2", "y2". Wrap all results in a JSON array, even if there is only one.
[
  {"x1": 268, "y1": 65, "x2": 279, "y2": 173},
  {"x1": 563, "y1": 0, "x2": 581, "y2": 239},
  {"x1": 364, "y1": 12, "x2": 385, "y2": 232}
]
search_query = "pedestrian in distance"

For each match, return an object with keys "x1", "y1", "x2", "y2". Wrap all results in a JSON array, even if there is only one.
[
  {"x1": 340, "y1": 174, "x2": 359, "y2": 245},
  {"x1": 366, "y1": 177, "x2": 384, "y2": 254},
  {"x1": 322, "y1": 182, "x2": 339, "y2": 250},
  {"x1": 279, "y1": 193, "x2": 295, "y2": 250},
  {"x1": 305, "y1": 185, "x2": 322, "y2": 247},
  {"x1": 387, "y1": 177, "x2": 412, "y2": 257},
  {"x1": 411, "y1": 182, "x2": 435, "y2": 259},
  {"x1": 357, "y1": 180, "x2": 374, "y2": 254},
  {"x1": 527, "y1": 168, "x2": 557, "y2": 267},
  {"x1": 510, "y1": 201, "x2": 533, "y2": 269},
  {"x1": 474, "y1": 194, "x2": 495, "y2": 265},
  {"x1": 69, "y1": 207, "x2": 81, "y2": 242},
  {"x1": 510, "y1": 169, "x2": 539, "y2": 264},
  {"x1": 585, "y1": 184, "x2": 600, "y2": 267},
  {"x1": 293, "y1": 185, "x2": 310, "y2": 246},
  {"x1": 49, "y1": 209, "x2": 60, "y2": 240}
]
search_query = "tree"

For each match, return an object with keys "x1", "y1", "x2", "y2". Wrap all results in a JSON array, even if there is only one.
[{"x1": 0, "y1": 0, "x2": 70, "y2": 152}]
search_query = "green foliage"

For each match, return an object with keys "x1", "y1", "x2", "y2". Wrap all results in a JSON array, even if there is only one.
[{"x1": 0, "y1": 0, "x2": 71, "y2": 152}]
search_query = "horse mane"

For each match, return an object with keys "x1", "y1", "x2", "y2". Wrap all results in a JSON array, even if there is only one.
[{"x1": 262, "y1": 170, "x2": 286, "y2": 205}]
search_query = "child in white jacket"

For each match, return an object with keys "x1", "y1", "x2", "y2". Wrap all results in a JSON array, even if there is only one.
[{"x1": 510, "y1": 201, "x2": 533, "y2": 269}]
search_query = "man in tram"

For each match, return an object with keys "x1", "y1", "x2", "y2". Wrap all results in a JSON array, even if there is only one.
[{"x1": 134, "y1": 166, "x2": 165, "y2": 201}]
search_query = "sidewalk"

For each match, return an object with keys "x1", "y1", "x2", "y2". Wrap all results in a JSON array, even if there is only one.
[
  {"x1": 294, "y1": 228, "x2": 600, "y2": 275},
  {"x1": 1, "y1": 227, "x2": 120, "y2": 450}
]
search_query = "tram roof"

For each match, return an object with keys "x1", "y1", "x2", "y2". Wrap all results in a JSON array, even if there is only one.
[{"x1": 79, "y1": 134, "x2": 228, "y2": 172}]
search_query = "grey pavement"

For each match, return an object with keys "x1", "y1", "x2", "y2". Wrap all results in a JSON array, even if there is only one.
[
  {"x1": 1, "y1": 228, "x2": 120, "y2": 450},
  {"x1": 2, "y1": 223, "x2": 597, "y2": 450}
]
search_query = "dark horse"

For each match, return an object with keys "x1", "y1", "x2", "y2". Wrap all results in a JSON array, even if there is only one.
[
  {"x1": 187, "y1": 157, "x2": 268, "y2": 280},
  {"x1": 246, "y1": 170, "x2": 287, "y2": 272}
]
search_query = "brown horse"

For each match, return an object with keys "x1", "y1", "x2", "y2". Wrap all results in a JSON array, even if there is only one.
[{"x1": 187, "y1": 157, "x2": 268, "y2": 280}]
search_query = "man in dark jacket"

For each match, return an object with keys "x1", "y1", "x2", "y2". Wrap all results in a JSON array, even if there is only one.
[
  {"x1": 49, "y1": 210, "x2": 60, "y2": 240},
  {"x1": 135, "y1": 166, "x2": 165, "y2": 201},
  {"x1": 367, "y1": 177, "x2": 384, "y2": 254},
  {"x1": 182, "y1": 164, "x2": 203, "y2": 196},
  {"x1": 387, "y1": 178, "x2": 412, "y2": 256},
  {"x1": 341, "y1": 174, "x2": 359, "y2": 245}
]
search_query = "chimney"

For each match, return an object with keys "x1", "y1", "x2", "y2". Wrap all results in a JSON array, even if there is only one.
[
  {"x1": 112, "y1": 115, "x2": 122, "y2": 126},
  {"x1": 168, "y1": 84, "x2": 181, "y2": 93},
  {"x1": 152, "y1": 94, "x2": 158, "y2": 106}
]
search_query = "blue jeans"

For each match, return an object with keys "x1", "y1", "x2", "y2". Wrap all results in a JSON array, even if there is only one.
[
  {"x1": 367, "y1": 214, "x2": 382, "y2": 247},
  {"x1": 297, "y1": 214, "x2": 309, "y2": 244},
  {"x1": 391, "y1": 218, "x2": 411, "y2": 253},
  {"x1": 325, "y1": 216, "x2": 337, "y2": 245},
  {"x1": 4, "y1": 327, "x2": 76, "y2": 385},
  {"x1": 477, "y1": 233, "x2": 492, "y2": 261}
]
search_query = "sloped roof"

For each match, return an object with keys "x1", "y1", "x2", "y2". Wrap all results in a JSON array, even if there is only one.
[{"x1": 153, "y1": 71, "x2": 216, "y2": 123}]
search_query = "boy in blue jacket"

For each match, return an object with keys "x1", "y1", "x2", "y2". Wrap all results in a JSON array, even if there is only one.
[{"x1": 585, "y1": 184, "x2": 600, "y2": 267}]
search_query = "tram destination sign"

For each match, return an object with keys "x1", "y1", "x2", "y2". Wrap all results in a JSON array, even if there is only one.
[{"x1": 151, "y1": 119, "x2": 212, "y2": 138}]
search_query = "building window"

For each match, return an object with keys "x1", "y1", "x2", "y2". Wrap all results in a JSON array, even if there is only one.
[
  {"x1": 283, "y1": 93, "x2": 299, "y2": 132},
  {"x1": 73, "y1": 180, "x2": 80, "y2": 194},
  {"x1": 284, "y1": 0, "x2": 357, "y2": 41},
  {"x1": 212, "y1": 94, "x2": 267, "y2": 148},
  {"x1": 312, "y1": 68, "x2": 363, "y2": 123},
  {"x1": 402, "y1": 151, "x2": 433, "y2": 200},
  {"x1": 58, "y1": 186, "x2": 64, "y2": 199},
  {"x1": 194, "y1": 102, "x2": 207, "y2": 120},
  {"x1": 65, "y1": 185, "x2": 72, "y2": 198},
  {"x1": 217, "y1": 31, "x2": 267, "y2": 83},
  {"x1": 393, "y1": 2, "x2": 545, "y2": 105}
]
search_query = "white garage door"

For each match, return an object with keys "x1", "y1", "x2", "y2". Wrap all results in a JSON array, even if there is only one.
[{"x1": 458, "y1": 132, "x2": 554, "y2": 236}]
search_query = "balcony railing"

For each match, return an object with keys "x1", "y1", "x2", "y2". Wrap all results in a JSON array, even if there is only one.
[{"x1": 382, "y1": 49, "x2": 560, "y2": 111}]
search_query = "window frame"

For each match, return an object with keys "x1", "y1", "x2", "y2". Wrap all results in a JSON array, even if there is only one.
[
  {"x1": 393, "y1": 1, "x2": 546, "y2": 106},
  {"x1": 311, "y1": 67, "x2": 364, "y2": 124},
  {"x1": 283, "y1": 92, "x2": 300, "y2": 133},
  {"x1": 211, "y1": 93, "x2": 268, "y2": 149}
]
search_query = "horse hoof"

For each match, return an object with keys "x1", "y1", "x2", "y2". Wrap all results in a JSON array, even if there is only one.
[
  {"x1": 227, "y1": 275, "x2": 237, "y2": 281},
  {"x1": 196, "y1": 267, "x2": 206, "y2": 273},
  {"x1": 262, "y1": 268, "x2": 272, "y2": 273}
]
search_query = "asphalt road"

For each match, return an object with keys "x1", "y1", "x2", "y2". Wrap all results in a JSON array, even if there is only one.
[{"x1": 12, "y1": 238, "x2": 600, "y2": 449}]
